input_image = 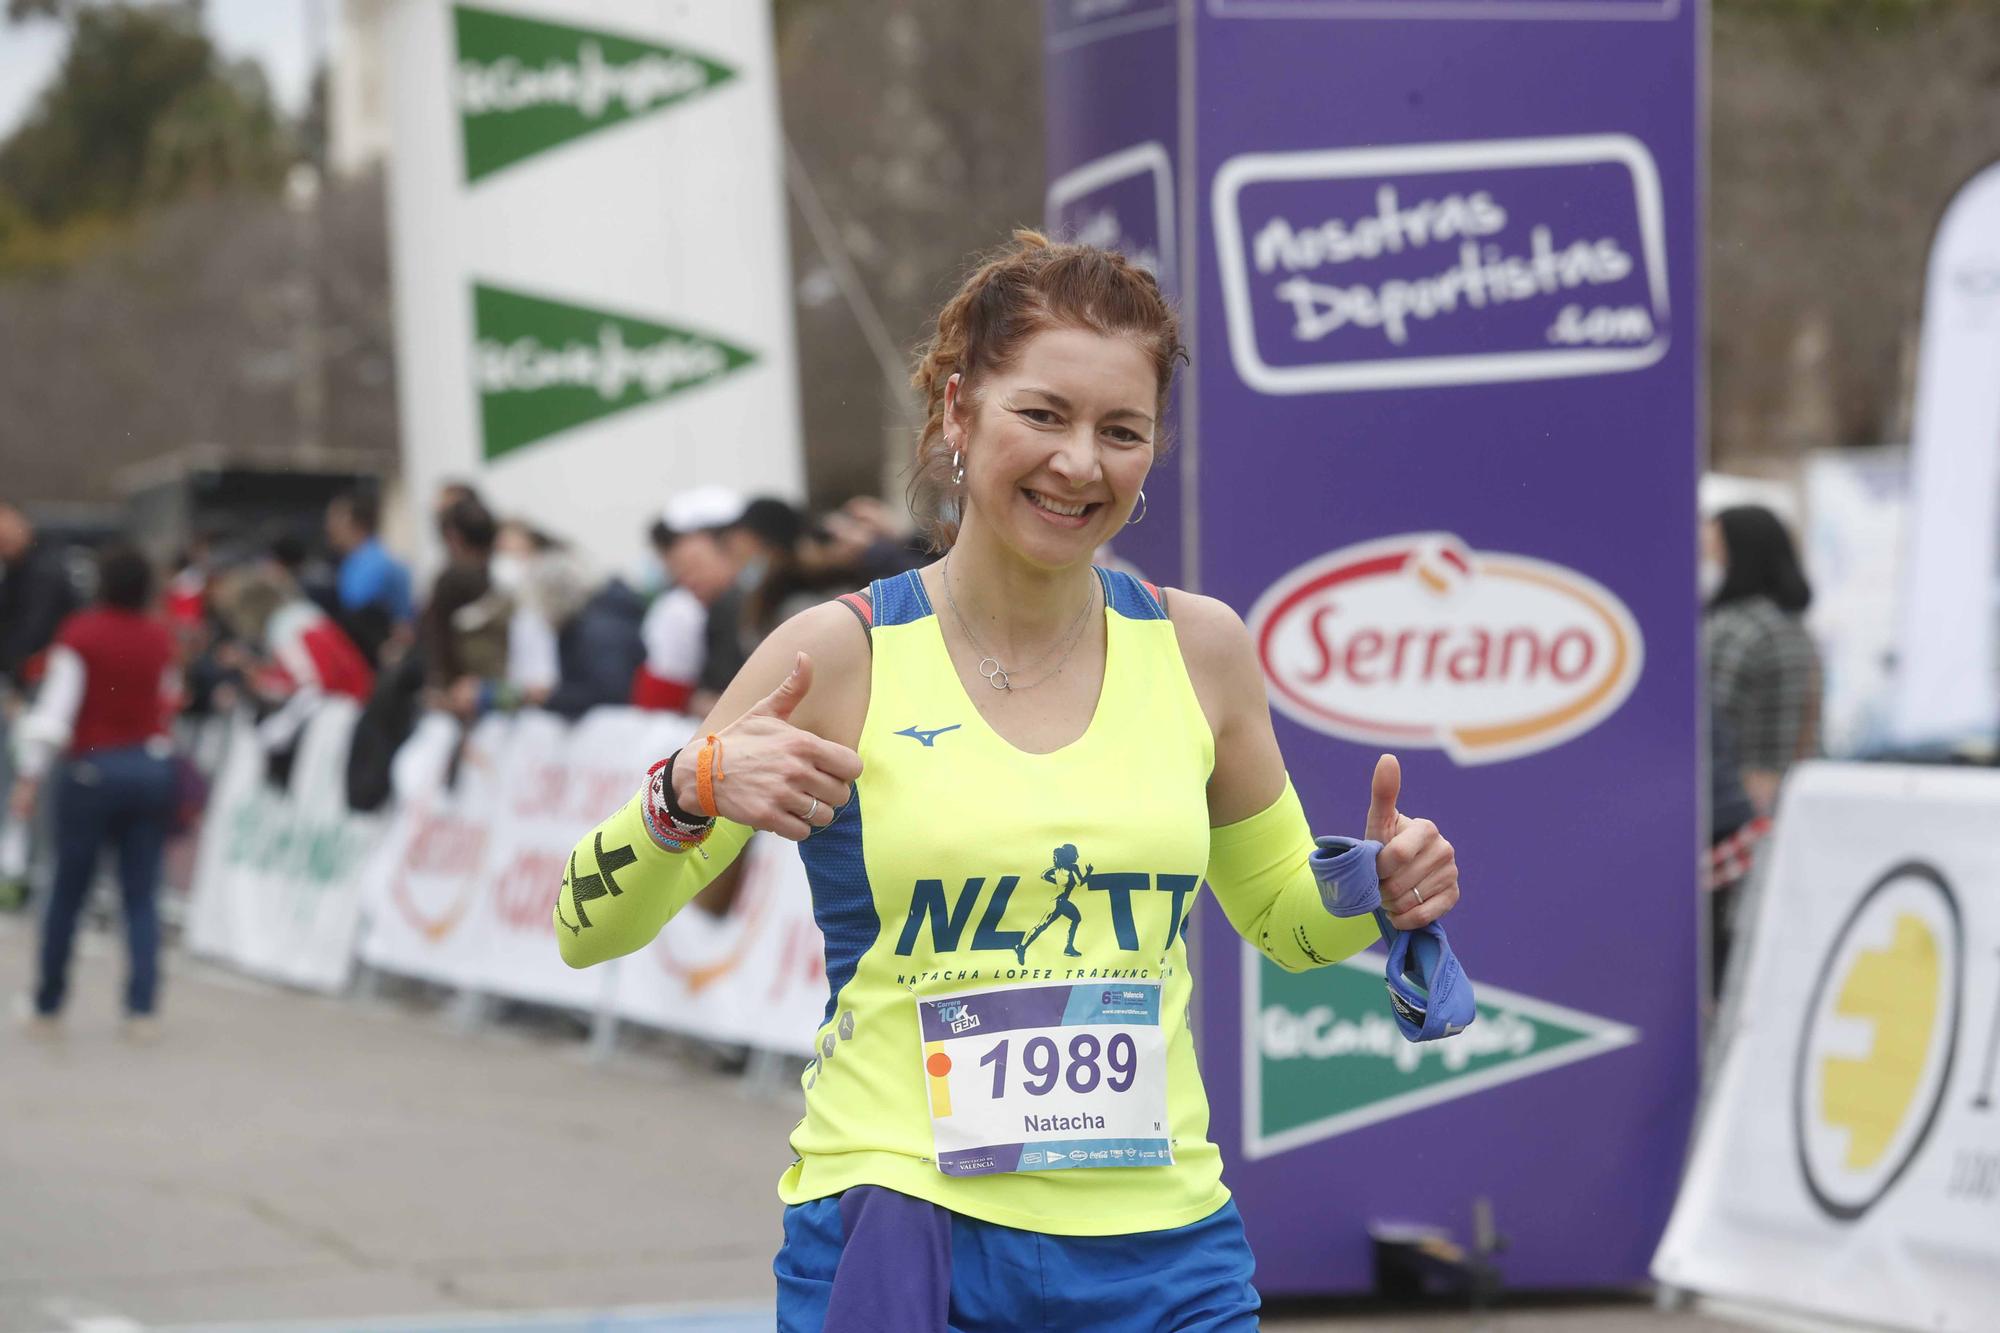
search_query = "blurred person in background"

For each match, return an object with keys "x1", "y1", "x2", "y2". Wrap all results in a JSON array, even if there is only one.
[
  {"x1": 325, "y1": 490, "x2": 414, "y2": 667},
  {"x1": 714, "y1": 496, "x2": 807, "y2": 680},
  {"x1": 632, "y1": 487, "x2": 745, "y2": 717},
  {"x1": 488, "y1": 519, "x2": 568, "y2": 711},
  {"x1": 422, "y1": 495, "x2": 509, "y2": 719},
  {"x1": 464, "y1": 521, "x2": 648, "y2": 721},
  {"x1": 166, "y1": 531, "x2": 239, "y2": 721},
  {"x1": 10, "y1": 545, "x2": 179, "y2": 1038},
  {"x1": 161, "y1": 532, "x2": 214, "y2": 635},
  {"x1": 0, "y1": 498, "x2": 77, "y2": 908},
  {"x1": 1703, "y1": 505, "x2": 1822, "y2": 818},
  {"x1": 801, "y1": 495, "x2": 929, "y2": 585},
  {"x1": 432, "y1": 479, "x2": 484, "y2": 520},
  {"x1": 212, "y1": 547, "x2": 375, "y2": 710},
  {"x1": 0, "y1": 501, "x2": 75, "y2": 697},
  {"x1": 1704, "y1": 710, "x2": 1761, "y2": 1001}
]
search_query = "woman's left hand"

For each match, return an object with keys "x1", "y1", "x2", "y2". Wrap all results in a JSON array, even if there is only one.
[{"x1": 1366, "y1": 754, "x2": 1460, "y2": 930}]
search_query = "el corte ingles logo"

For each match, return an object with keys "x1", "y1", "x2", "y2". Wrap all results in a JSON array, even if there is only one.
[
  {"x1": 454, "y1": 4, "x2": 737, "y2": 182},
  {"x1": 473, "y1": 283, "x2": 757, "y2": 460},
  {"x1": 1246, "y1": 951, "x2": 1638, "y2": 1158},
  {"x1": 1249, "y1": 533, "x2": 1643, "y2": 765}
]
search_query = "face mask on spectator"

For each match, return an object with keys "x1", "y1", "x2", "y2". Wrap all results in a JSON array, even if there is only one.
[
  {"x1": 636, "y1": 553, "x2": 671, "y2": 597},
  {"x1": 490, "y1": 552, "x2": 529, "y2": 596},
  {"x1": 1699, "y1": 555, "x2": 1724, "y2": 602}
]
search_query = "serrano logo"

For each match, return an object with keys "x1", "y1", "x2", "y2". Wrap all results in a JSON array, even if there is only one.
[
  {"x1": 1248, "y1": 533, "x2": 1642, "y2": 764},
  {"x1": 1794, "y1": 862, "x2": 1963, "y2": 1221}
]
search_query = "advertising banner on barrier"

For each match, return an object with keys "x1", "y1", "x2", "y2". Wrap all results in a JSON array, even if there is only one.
[
  {"x1": 185, "y1": 701, "x2": 383, "y2": 993},
  {"x1": 1044, "y1": 0, "x2": 1701, "y2": 1294},
  {"x1": 353, "y1": 704, "x2": 826, "y2": 1053},
  {"x1": 615, "y1": 825, "x2": 827, "y2": 1056},
  {"x1": 383, "y1": 0, "x2": 802, "y2": 575},
  {"x1": 1654, "y1": 763, "x2": 2000, "y2": 1332},
  {"x1": 464, "y1": 708, "x2": 626, "y2": 1011},
  {"x1": 359, "y1": 713, "x2": 509, "y2": 989}
]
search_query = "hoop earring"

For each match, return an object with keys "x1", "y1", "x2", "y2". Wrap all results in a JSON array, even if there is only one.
[
  {"x1": 950, "y1": 441, "x2": 965, "y2": 486},
  {"x1": 1126, "y1": 489, "x2": 1147, "y2": 526}
]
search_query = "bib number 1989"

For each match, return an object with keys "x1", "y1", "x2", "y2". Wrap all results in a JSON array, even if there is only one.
[
  {"x1": 917, "y1": 981, "x2": 1172, "y2": 1177},
  {"x1": 978, "y1": 1031, "x2": 1140, "y2": 1098}
]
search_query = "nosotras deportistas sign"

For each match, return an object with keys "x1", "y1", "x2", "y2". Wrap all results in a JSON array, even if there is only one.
[{"x1": 454, "y1": 4, "x2": 737, "y2": 182}]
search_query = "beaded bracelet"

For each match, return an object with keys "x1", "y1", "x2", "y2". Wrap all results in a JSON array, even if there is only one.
[{"x1": 643, "y1": 756, "x2": 714, "y2": 853}]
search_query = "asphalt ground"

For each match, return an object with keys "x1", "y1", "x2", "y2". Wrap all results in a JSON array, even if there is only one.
[{"x1": 0, "y1": 913, "x2": 1825, "y2": 1333}]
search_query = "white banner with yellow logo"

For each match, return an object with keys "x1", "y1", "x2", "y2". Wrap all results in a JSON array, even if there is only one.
[
  {"x1": 1653, "y1": 762, "x2": 2000, "y2": 1331},
  {"x1": 184, "y1": 701, "x2": 385, "y2": 993},
  {"x1": 383, "y1": 0, "x2": 803, "y2": 576}
]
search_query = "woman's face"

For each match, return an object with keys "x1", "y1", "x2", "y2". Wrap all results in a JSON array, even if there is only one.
[{"x1": 948, "y1": 326, "x2": 1157, "y2": 571}]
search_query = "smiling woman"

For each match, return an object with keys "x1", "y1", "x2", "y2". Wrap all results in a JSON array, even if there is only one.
[
  {"x1": 551, "y1": 233, "x2": 1469, "y2": 1332},
  {"x1": 907, "y1": 229, "x2": 1182, "y2": 555}
]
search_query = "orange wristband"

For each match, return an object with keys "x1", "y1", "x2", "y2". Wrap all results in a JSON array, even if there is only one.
[{"x1": 695, "y1": 733, "x2": 724, "y2": 817}]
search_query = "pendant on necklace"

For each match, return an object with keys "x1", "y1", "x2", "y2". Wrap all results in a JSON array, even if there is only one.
[{"x1": 978, "y1": 658, "x2": 1012, "y2": 691}]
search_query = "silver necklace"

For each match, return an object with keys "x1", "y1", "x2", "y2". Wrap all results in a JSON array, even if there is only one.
[{"x1": 941, "y1": 553, "x2": 1098, "y2": 691}]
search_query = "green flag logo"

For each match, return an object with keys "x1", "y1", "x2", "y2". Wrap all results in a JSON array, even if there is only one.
[
  {"x1": 454, "y1": 4, "x2": 737, "y2": 182},
  {"x1": 1245, "y1": 948, "x2": 1639, "y2": 1159},
  {"x1": 473, "y1": 283, "x2": 757, "y2": 461}
]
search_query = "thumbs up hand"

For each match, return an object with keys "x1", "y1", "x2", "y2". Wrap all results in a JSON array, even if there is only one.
[
  {"x1": 673, "y1": 651, "x2": 862, "y2": 841},
  {"x1": 1366, "y1": 754, "x2": 1459, "y2": 930}
]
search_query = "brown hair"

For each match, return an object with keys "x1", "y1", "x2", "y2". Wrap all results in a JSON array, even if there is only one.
[{"x1": 907, "y1": 229, "x2": 1184, "y2": 550}]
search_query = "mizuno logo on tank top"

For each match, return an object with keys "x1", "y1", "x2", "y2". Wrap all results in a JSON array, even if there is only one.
[
  {"x1": 894, "y1": 723, "x2": 963, "y2": 747},
  {"x1": 785, "y1": 567, "x2": 1229, "y2": 1238}
]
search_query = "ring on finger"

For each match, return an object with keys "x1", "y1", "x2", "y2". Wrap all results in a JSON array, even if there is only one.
[
  {"x1": 1412, "y1": 884, "x2": 1424, "y2": 905},
  {"x1": 801, "y1": 796, "x2": 821, "y2": 823}
]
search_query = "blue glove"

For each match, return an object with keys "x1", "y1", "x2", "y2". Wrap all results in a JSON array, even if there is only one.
[{"x1": 1312, "y1": 835, "x2": 1476, "y2": 1043}]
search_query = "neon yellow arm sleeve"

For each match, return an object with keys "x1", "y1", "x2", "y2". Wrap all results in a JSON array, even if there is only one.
[
  {"x1": 1205, "y1": 778, "x2": 1379, "y2": 973},
  {"x1": 554, "y1": 788, "x2": 754, "y2": 969}
]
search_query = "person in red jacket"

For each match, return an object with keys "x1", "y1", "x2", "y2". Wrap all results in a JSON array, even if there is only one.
[{"x1": 9, "y1": 545, "x2": 181, "y2": 1037}]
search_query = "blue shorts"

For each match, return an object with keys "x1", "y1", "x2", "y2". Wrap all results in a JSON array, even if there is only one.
[{"x1": 774, "y1": 1186, "x2": 1261, "y2": 1332}]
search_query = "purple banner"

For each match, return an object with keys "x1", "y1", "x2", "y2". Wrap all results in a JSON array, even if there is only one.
[
  {"x1": 1044, "y1": 2, "x2": 1184, "y2": 587},
  {"x1": 1046, "y1": 0, "x2": 1701, "y2": 1297}
]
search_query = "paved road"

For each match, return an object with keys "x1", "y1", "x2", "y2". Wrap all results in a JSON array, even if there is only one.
[{"x1": 0, "y1": 917, "x2": 1793, "y2": 1333}]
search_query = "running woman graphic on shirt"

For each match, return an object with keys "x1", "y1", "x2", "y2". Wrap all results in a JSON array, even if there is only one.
[{"x1": 1016, "y1": 843, "x2": 1091, "y2": 962}]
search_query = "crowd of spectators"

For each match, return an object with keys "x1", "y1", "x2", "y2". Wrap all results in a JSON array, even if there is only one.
[{"x1": 0, "y1": 482, "x2": 927, "y2": 1022}]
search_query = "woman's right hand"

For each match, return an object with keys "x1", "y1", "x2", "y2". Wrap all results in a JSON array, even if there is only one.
[{"x1": 673, "y1": 651, "x2": 861, "y2": 841}]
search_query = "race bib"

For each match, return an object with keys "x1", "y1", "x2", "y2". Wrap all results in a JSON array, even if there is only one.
[{"x1": 916, "y1": 980, "x2": 1172, "y2": 1177}]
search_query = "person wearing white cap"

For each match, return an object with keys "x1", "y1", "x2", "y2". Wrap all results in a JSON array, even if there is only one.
[{"x1": 631, "y1": 488, "x2": 747, "y2": 716}]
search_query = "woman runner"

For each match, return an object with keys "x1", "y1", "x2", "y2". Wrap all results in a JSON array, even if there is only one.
[{"x1": 555, "y1": 233, "x2": 1464, "y2": 1331}]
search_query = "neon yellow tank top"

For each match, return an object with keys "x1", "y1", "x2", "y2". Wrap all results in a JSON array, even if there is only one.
[{"x1": 780, "y1": 567, "x2": 1228, "y2": 1235}]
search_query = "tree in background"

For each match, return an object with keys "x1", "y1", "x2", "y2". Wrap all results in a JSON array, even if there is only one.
[{"x1": 0, "y1": 0, "x2": 291, "y2": 269}]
